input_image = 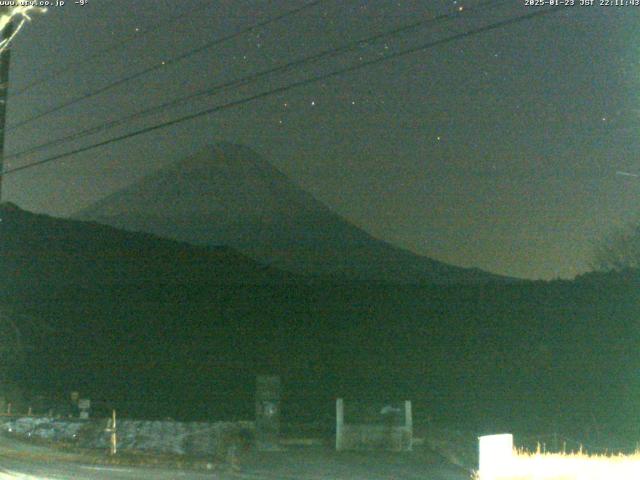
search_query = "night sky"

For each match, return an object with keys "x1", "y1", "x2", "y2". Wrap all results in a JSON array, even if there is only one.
[{"x1": 2, "y1": 0, "x2": 638, "y2": 280}]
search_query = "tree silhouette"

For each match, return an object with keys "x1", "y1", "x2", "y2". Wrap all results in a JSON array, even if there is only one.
[{"x1": 592, "y1": 221, "x2": 640, "y2": 272}]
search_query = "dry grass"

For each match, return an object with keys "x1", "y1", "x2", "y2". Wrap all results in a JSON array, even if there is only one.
[{"x1": 475, "y1": 448, "x2": 640, "y2": 480}]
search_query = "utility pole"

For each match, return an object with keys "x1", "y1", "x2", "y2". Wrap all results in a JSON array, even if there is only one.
[{"x1": 0, "y1": 18, "x2": 13, "y2": 201}]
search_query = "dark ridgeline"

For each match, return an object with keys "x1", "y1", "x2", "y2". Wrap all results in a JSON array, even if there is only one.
[
  {"x1": 73, "y1": 143, "x2": 514, "y2": 285},
  {"x1": 0, "y1": 202, "x2": 296, "y2": 419},
  {"x1": 0, "y1": 202, "x2": 637, "y2": 441}
]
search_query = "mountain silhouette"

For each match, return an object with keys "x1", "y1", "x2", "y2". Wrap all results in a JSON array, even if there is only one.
[
  {"x1": 75, "y1": 143, "x2": 510, "y2": 284},
  {"x1": 0, "y1": 201, "x2": 289, "y2": 300},
  {"x1": 0, "y1": 203, "x2": 637, "y2": 434}
]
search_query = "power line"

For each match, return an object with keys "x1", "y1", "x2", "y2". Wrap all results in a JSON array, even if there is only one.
[
  {"x1": 12, "y1": 0, "x2": 215, "y2": 97},
  {"x1": 1, "y1": 6, "x2": 567, "y2": 178},
  {"x1": 7, "y1": 0, "x2": 326, "y2": 131},
  {"x1": 6, "y1": 0, "x2": 510, "y2": 161}
]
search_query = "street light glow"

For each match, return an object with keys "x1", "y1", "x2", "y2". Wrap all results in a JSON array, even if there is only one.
[{"x1": 0, "y1": 6, "x2": 46, "y2": 53}]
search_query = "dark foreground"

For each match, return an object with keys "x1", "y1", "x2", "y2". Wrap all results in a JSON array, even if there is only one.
[{"x1": 0, "y1": 436, "x2": 471, "y2": 479}]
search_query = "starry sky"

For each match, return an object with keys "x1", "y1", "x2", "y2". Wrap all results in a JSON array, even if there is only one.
[{"x1": 1, "y1": 0, "x2": 638, "y2": 280}]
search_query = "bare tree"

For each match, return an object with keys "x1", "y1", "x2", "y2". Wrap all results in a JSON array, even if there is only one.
[{"x1": 592, "y1": 221, "x2": 640, "y2": 272}]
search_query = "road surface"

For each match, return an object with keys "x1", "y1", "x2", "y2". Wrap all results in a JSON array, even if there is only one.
[{"x1": 0, "y1": 435, "x2": 472, "y2": 479}]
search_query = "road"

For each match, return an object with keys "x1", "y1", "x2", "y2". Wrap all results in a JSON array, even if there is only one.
[
  {"x1": 0, "y1": 435, "x2": 472, "y2": 479},
  {"x1": 0, "y1": 435, "x2": 216, "y2": 479},
  {"x1": 0, "y1": 460, "x2": 216, "y2": 479}
]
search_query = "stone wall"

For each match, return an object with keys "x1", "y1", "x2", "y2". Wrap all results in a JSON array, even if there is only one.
[{"x1": 0, "y1": 416, "x2": 254, "y2": 458}]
